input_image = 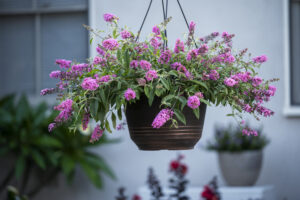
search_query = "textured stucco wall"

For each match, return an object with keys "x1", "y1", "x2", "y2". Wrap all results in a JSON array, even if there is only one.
[{"x1": 36, "y1": 0, "x2": 300, "y2": 200}]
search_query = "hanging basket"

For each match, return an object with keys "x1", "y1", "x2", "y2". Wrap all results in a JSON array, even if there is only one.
[{"x1": 125, "y1": 95, "x2": 206, "y2": 150}]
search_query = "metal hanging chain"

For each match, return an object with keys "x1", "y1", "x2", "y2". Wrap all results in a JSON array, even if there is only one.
[
  {"x1": 162, "y1": 0, "x2": 168, "y2": 49},
  {"x1": 176, "y1": 0, "x2": 198, "y2": 48},
  {"x1": 135, "y1": 0, "x2": 154, "y2": 42},
  {"x1": 136, "y1": 0, "x2": 197, "y2": 49}
]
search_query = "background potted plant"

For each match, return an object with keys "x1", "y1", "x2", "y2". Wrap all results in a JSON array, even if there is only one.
[
  {"x1": 0, "y1": 95, "x2": 117, "y2": 199},
  {"x1": 42, "y1": 12, "x2": 277, "y2": 150},
  {"x1": 206, "y1": 123, "x2": 269, "y2": 186}
]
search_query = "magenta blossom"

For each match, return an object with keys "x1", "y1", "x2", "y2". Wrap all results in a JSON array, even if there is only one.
[
  {"x1": 53, "y1": 99, "x2": 73, "y2": 123},
  {"x1": 187, "y1": 95, "x2": 200, "y2": 109},
  {"x1": 48, "y1": 123, "x2": 56, "y2": 132},
  {"x1": 97, "y1": 75, "x2": 111, "y2": 83},
  {"x1": 171, "y1": 62, "x2": 182, "y2": 70},
  {"x1": 189, "y1": 21, "x2": 196, "y2": 33},
  {"x1": 93, "y1": 56, "x2": 106, "y2": 66},
  {"x1": 90, "y1": 125, "x2": 103, "y2": 143},
  {"x1": 145, "y1": 70, "x2": 158, "y2": 81},
  {"x1": 198, "y1": 44, "x2": 209, "y2": 54},
  {"x1": 49, "y1": 70, "x2": 61, "y2": 79},
  {"x1": 150, "y1": 37, "x2": 161, "y2": 50},
  {"x1": 195, "y1": 92, "x2": 204, "y2": 99},
  {"x1": 102, "y1": 38, "x2": 119, "y2": 50},
  {"x1": 103, "y1": 13, "x2": 118, "y2": 22},
  {"x1": 130, "y1": 60, "x2": 140, "y2": 69},
  {"x1": 140, "y1": 60, "x2": 152, "y2": 71},
  {"x1": 224, "y1": 78, "x2": 238, "y2": 87},
  {"x1": 186, "y1": 49, "x2": 198, "y2": 61},
  {"x1": 209, "y1": 70, "x2": 220, "y2": 80},
  {"x1": 152, "y1": 26, "x2": 160, "y2": 35},
  {"x1": 121, "y1": 30, "x2": 132, "y2": 39},
  {"x1": 158, "y1": 49, "x2": 172, "y2": 64},
  {"x1": 71, "y1": 63, "x2": 89, "y2": 72},
  {"x1": 40, "y1": 88, "x2": 55, "y2": 96},
  {"x1": 174, "y1": 39, "x2": 185, "y2": 53},
  {"x1": 252, "y1": 76, "x2": 263, "y2": 87},
  {"x1": 55, "y1": 59, "x2": 72, "y2": 69},
  {"x1": 253, "y1": 55, "x2": 267, "y2": 63},
  {"x1": 152, "y1": 109, "x2": 174, "y2": 128},
  {"x1": 124, "y1": 88, "x2": 136, "y2": 101},
  {"x1": 81, "y1": 77, "x2": 99, "y2": 91},
  {"x1": 82, "y1": 113, "x2": 90, "y2": 130},
  {"x1": 96, "y1": 46, "x2": 105, "y2": 56}
]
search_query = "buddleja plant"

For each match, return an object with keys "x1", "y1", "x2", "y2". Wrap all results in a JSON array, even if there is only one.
[{"x1": 42, "y1": 13, "x2": 277, "y2": 142}]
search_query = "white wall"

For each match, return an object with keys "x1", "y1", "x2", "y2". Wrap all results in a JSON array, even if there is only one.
[{"x1": 37, "y1": 0, "x2": 300, "y2": 200}]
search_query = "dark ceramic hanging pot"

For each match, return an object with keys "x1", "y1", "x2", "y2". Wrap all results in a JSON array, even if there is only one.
[{"x1": 125, "y1": 95, "x2": 206, "y2": 150}]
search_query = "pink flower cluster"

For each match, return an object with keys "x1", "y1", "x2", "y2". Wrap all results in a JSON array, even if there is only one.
[
  {"x1": 82, "y1": 113, "x2": 90, "y2": 130},
  {"x1": 209, "y1": 70, "x2": 220, "y2": 80},
  {"x1": 150, "y1": 37, "x2": 162, "y2": 50},
  {"x1": 103, "y1": 13, "x2": 118, "y2": 22},
  {"x1": 93, "y1": 56, "x2": 106, "y2": 66},
  {"x1": 224, "y1": 78, "x2": 238, "y2": 87},
  {"x1": 213, "y1": 53, "x2": 235, "y2": 64},
  {"x1": 124, "y1": 88, "x2": 136, "y2": 101},
  {"x1": 49, "y1": 70, "x2": 61, "y2": 79},
  {"x1": 145, "y1": 70, "x2": 158, "y2": 81},
  {"x1": 71, "y1": 63, "x2": 89, "y2": 72},
  {"x1": 187, "y1": 95, "x2": 201, "y2": 109},
  {"x1": 242, "y1": 128, "x2": 258, "y2": 136},
  {"x1": 186, "y1": 49, "x2": 198, "y2": 61},
  {"x1": 174, "y1": 39, "x2": 185, "y2": 53},
  {"x1": 198, "y1": 44, "x2": 209, "y2": 54},
  {"x1": 171, "y1": 62, "x2": 192, "y2": 79},
  {"x1": 152, "y1": 26, "x2": 160, "y2": 35},
  {"x1": 140, "y1": 60, "x2": 152, "y2": 71},
  {"x1": 102, "y1": 38, "x2": 119, "y2": 50},
  {"x1": 53, "y1": 99, "x2": 73, "y2": 124},
  {"x1": 40, "y1": 88, "x2": 55, "y2": 96},
  {"x1": 152, "y1": 109, "x2": 174, "y2": 128},
  {"x1": 253, "y1": 55, "x2": 267, "y2": 63},
  {"x1": 158, "y1": 49, "x2": 172, "y2": 64},
  {"x1": 81, "y1": 77, "x2": 99, "y2": 91},
  {"x1": 189, "y1": 21, "x2": 196, "y2": 33},
  {"x1": 56, "y1": 59, "x2": 72, "y2": 69},
  {"x1": 121, "y1": 30, "x2": 132, "y2": 39},
  {"x1": 90, "y1": 125, "x2": 103, "y2": 143},
  {"x1": 129, "y1": 60, "x2": 151, "y2": 71}
]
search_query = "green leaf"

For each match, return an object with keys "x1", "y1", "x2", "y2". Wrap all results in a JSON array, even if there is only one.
[
  {"x1": 15, "y1": 156, "x2": 25, "y2": 179},
  {"x1": 148, "y1": 90, "x2": 155, "y2": 106},
  {"x1": 31, "y1": 150, "x2": 46, "y2": 170},
  {"x1": 85, "y1": 153, "x2": 116, "y2": 180},
  {"x1": 144, "y1": 86, "x2": 150, "y2": 98},
  {"x1": 61, "y1": 156, "x2": 75, "y2": 176},
  {"x1": 200, "y1": 99, "x2": 211, "y2": 106},
  {"x1": 105, "y1": 120, "x2": 112, "y2": 133},
  {"x1": 193, "y1": 107, "x2": 200, "y2": 119},
  {"x1": 89, "y1": 37, "x2": 93, "y2": 44},
  {"x1": 90, "y1": 99, "x2": 99, "y2": 119},
  {"x1": 160, "y1": 78, "x2": 170, "y2": 90},
  {"x1": 190, "y1": 80, "x2": 208, "y2": 90},
  {"x1": 174, "y1": 109, "x2": 186, "y2": 125},
  {"x1": 111, "y1": 112, "x2": 117, "y2": 129},
  {"x1": 117, "y1": 108, "x2": 123, "y2": 120},
  {"x1": 80, "y1": 161, "x2": 102, "y2": 188}
]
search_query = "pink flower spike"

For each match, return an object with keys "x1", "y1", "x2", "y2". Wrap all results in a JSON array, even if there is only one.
[
  {"x1": 103, "y1": 13, "x2": 118, "y2": 22},
  {"x1": 81, "y1": 77, "x2": 99, "y2": 91},
  {"x1": 90, "y1": 125, "x2": 103, "y2": 143}
]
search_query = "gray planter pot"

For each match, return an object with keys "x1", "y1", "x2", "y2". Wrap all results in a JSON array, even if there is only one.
[{"x1": 218, "y1": 150, "x2": 263, "y2": 186}]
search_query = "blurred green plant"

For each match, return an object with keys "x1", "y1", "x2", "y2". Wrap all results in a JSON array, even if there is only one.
[
  {"x1": 0, "y1": 95, "x2": 117, "y2": 198},
  {"x1": 206, "y1": 123, "x2": 269, "y2": 152}
]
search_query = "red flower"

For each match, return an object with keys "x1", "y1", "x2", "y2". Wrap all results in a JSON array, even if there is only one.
[
  {"x1": 170, "y1": 161, "x2": 180, "y2": 170},
  {"x1": 201, "y1": 186, "x2": 216, "y2": 200},
  {"x1": 132, "y1": 194, "x2": 141, "y2": 200},
  {"x1": 181, "y1": 164, "x2": 188, "y2": 175}
]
